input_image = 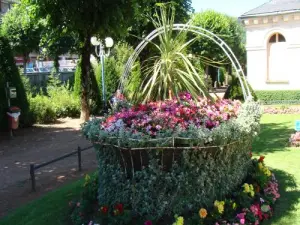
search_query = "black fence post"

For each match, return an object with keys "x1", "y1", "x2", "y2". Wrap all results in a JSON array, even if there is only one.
[
  {"x1": 30, "y1": 164, "x2": 36, "y2": 192},
  {"x1": 77, "y1": 146, "x2": 82, "y2": 172}
]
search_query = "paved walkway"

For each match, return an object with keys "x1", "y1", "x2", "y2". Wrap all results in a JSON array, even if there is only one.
[{"x1": 0, "y1": 118, "x2": 98, "y2": 217}]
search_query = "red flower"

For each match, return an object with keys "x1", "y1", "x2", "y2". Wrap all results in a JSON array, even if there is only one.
[
  {"x1": 249, "y1": 152, "x2": 253, "y2": 158},
  {"x1": 106, "y1": 116, "x2": 116, "y2": 123},
  {"x1": 100, "y1": 206, "x2": 109, "y2": 214},
  {"x1": 258, "y1": 156, "x2": 265, "y2": 162},
  {"x1": 144, "y1": 220, "x2": 153, "y2": 225},
  {"x1": 114, "y1": 203, "x2": 124, "y2": 215}
]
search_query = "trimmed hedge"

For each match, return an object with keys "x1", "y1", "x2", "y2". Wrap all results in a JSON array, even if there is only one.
[
  {"x1": 0, "y1": 36, "x2": 30, "y2": 130},
  {"x1": 256, "y1": 90, "x2": 300, "y2": 104}
]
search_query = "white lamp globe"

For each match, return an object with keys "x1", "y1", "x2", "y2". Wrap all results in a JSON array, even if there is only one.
[
  {"x1": 91, "y1": 37, "x2": 100, "y2": 46},
  {"x1": 105, "y1": 37, "x2": 114, "y2": 48}
]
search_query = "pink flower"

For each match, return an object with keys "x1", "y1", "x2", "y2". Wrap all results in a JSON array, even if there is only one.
[
  {"x1": 250, "y1": 204, "x2": 263, "y2": 220},
  {"x1": 237, "y1": 213, "x2": 245, "y2": 220},
  {"x1": 101, "y1": 93, "x2": 241, "y2": 135},
  {"x1": 240, "y1": 218, "x2": 245, "y2": 224},
  {"x1": 144, "y1": 221, "x2": 152, "y2": 225}
]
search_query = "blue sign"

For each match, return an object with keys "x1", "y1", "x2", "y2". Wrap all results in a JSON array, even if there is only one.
[{"x1": 296, "y1": 121, "x2": 300, "y2": 131}]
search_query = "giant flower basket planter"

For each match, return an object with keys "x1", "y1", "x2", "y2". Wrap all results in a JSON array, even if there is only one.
[
  {"x1": 82, "y1": 12, "x2": 261, "y2": 221},
  {"x1": 83, "y1": 97, "x2": 261, "y2": 220}
]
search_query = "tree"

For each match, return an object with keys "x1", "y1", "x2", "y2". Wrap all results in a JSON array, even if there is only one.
[
  {"x1": 127, "y1": 0, "x2": 193, "y2": 62},
  {"x1": 0, "y1": 36, "x2": 30, "y2": 130},
  {"x1": 1, "y1": 0, "x2": 43, "y2": 74},
  {"x1": 39, "y1": 24, "x2": 78, "y2": 73},
  {"x1": 129, "y1": 0, "x2": 193, "y2": 41},
  {"x1": 191, "y1": 10, "x2": 246, "y2": 82},
  {"x1": 35, "y1": 0, "x2": 137, "y2": 121}
]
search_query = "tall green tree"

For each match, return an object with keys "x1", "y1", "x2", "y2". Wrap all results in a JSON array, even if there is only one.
[
  {"x1": 191, "y1": 10, "x2": 246, "y2": 81},
  {"x1": 0, "y1": 36, "x2": 30, "y2": 130},
  {"x1": 127, "y1": 0, "x2": 193, "y2": 62},
  {"x1": 35, "y1": 0, "x2": 136, "y2": 121},
  {"x1": 1, "y1": 0, "x2": 43, "y2": 74},
  {"x1": 39, "y1": 24, "x2": 78, "y2": 73},
  {"x1": 129, "y1": 0, "x2": 193, "y2": 41}
]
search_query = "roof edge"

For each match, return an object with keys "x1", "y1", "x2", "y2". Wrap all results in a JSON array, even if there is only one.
[{"x1": 240, "y1": 9, "x2": 300, "y2": 19}]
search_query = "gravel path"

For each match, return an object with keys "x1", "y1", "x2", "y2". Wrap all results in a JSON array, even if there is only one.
[{"x1": 0, "y1": 118, "x2": 98, "y2": 217}]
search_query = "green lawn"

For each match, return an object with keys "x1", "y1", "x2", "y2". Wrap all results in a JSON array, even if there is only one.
[
  {"x1": 0, "y1": 179, "x2": 84, "y2": 225},
  {"x1": 253, "y1": 114, "x2": 300, "y2": 225},
  {"x1": 0, "y1": 114, "x2": 300, "y2": 225}
]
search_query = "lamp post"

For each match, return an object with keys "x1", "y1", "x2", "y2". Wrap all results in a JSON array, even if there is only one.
[{"x1": 91, "y1": 36, "x2": 114, "y2": 112}]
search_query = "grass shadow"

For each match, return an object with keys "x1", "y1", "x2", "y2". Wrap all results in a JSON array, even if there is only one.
[
  {"x1": 263, "y1": 169, "x2": 300, "y2": 225},
  {"x1": 252, "y1": 122, "x2": 294, "y2": 155}
]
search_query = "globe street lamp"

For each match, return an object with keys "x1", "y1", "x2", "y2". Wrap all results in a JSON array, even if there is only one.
[{"x1": 91, "y1": 36, "x2": 114, "y2": 111}]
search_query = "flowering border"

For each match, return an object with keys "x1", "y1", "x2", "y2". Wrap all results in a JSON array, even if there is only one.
[{"x1": 71, "y1": 155, "x2": 280, "y2": 225}]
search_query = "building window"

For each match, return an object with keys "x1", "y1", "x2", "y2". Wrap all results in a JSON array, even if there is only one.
[
  {"x1": 269, "y1": 33, "x2": 286, "y2": 43},
  {"x1": 267, "y1": 33, "x2": 288, "y2": 82}
]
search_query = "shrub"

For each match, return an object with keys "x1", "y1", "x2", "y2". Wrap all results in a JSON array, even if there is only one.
[
  {"x1": 48, "y1": 85, "x2": 80, "y2": 118},
  {"x1": 74, "y1": 58, "x2": 101, "y2": 114},
  {"x1": 255, "y1": 90, "x2": 300, "y2": 104},
  {"x1": 28, "y1": 94, "x2": 56, "y2": 124},
  {"x1": 0, "y1": 36, "x2": 30, "y2": 129},
  {"x1": 28, "y1": 80, "x2": 80, "y2": 124},
  {"x1": 224, "y1": 76, "x2": 257, "y2": 101}
]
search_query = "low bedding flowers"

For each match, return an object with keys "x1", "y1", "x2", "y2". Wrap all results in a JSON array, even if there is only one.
[
  {"x1": 192, "y1": 156, "x2": 280, "y2": 225},
  {"x1": 101, "y1": 92, "x2": 241, "y2": 137}
]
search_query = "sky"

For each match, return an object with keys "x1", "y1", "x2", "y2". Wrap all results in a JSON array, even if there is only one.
[{"x1": 192, "y1": 0, "x2": 268, "y2": 17}]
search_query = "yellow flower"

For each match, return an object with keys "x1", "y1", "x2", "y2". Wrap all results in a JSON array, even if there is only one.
[
  {"x1": 250, "y1": 184, "x2": 254, "y2": 191},
  {"x1": 250, "y1": 191, "x2": 255, "y2": 197},
  {"x1": 232, "y1": 202, "x2": 237, "y2": 209},
  {"x1": 217, "y1": 204, "x2": 224, "y2": 214},
  {"x1": 173, "y1": 216, "x2": 184, "y2": 225},
  {"x1": 243, "y1": 183, "x2": 250, "y2": 193},
  {"x1": 176, "y1": 216, "x2": 184, "y2": 225},
  {"x1": 263, "y1": 168, "x2": 271, "y2": 177},
  {"x1": 199, "y1": 208, "x2": 208, "y2": 219},
  {"x1": 214, "y1": 200, "x2": 225, "y2": 214},
  {"x1": 258, "y1": 162, "x2": 263, "y2": 170},
  {"x1": 214, "y1": 200, "x2": 225, "y2": 207}
]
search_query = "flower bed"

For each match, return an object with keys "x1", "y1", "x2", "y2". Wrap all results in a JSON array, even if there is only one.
[
  {"x1": 263, "y1": 105, "x2": 300, "y2": 114},
  {"x1": 70, "y1": 156, "x2": 280, "y2": 225},
  {"x1": 289, "y1": 132, "x2": 300, "y2": 147},
  {"x1": 82, "y1": 94, "x2": 262, "y2": 223}
]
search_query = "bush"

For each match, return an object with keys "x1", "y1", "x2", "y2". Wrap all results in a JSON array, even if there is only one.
[
  {"x1": 28, "y1": 94, "x2": 56, "y2": 124},
  {"x1": 74, "y1": 58, "x2": 101, "y2": 114},
  {"x1": 0, "y1": 36, "x2": 30, "y2": 129},
  {"x1": 256, "y1": 90, "x2": 300, "y2": 104},
  {"x1": 224, "y1": 76, "x2": 257, "y2": 101},
  {"x1": 29, "y1": 79, "x2": 80, "y2": 124}
]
